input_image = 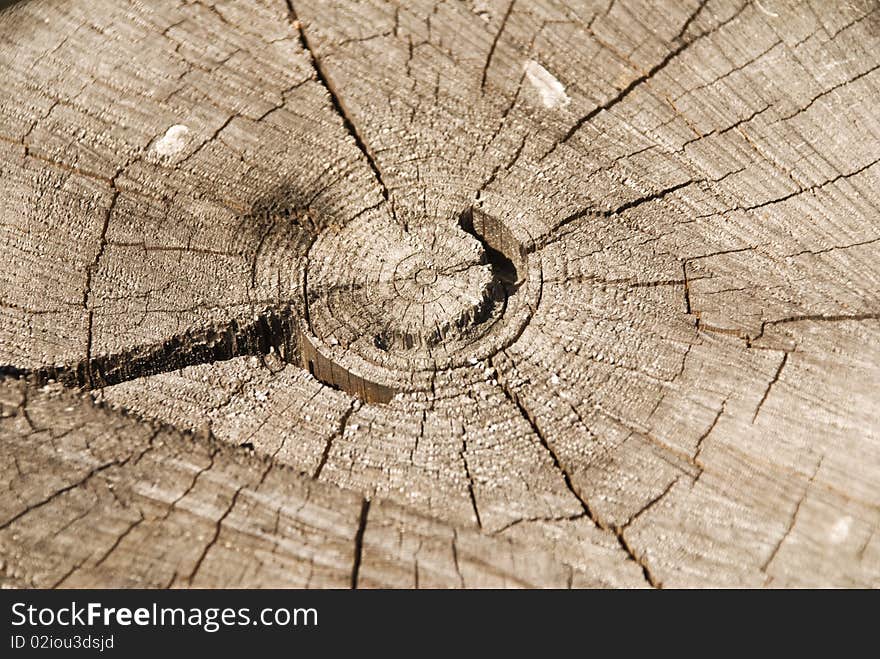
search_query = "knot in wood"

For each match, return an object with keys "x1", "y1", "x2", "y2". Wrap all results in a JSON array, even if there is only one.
[
  {"x1": 299, "y1": 207, "x2": 540, "y2": 403},
  {"x1": 307, "y1": 216, "x2": 502, "y2": 355}
]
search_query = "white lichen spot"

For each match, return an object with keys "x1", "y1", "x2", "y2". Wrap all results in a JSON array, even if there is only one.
[
  {"x1": 154, "y1": 124, "x2": 190, "y2": 157},
  {"x1": 829, "y1": 516, "x2": 852, "y2": 544},
  {"x1": 472, "y1": 0, "x2": 492, "y2": 21},
  {"x1": 523, "y1": 60, "x2": 570, "y2": 109},
  {"x1": 754, "y1": 0, "x2": 779, "y2": 18}
]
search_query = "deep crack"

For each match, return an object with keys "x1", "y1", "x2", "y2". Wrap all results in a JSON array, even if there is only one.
[{"x1": 285, "y1": 0, "x2": 390, "y2": 202}]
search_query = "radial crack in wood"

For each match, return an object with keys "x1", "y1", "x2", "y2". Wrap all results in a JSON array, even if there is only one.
[{"x1": 1, "y1": 0, "x2": 879, "y2": 588}]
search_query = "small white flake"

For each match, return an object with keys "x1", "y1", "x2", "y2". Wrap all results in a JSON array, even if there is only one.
[
  {"x1": 754, "y1": 0, "x2": 779, "y2": 18},
  {"x1": 550, "y1": 374, "x2": 560, "y2": 385},
  {"x1": 154, "y1": 124, "x2": 190, "y2": 157},
  {"x1": 523, "y1": 60, "x2": 570, "y2": 109},
  {"x1": 473, "y1": 0, "x2": 492, "y2": 21},
  {"x1": 829, "y1": 516, "x2": 852, "y2": 544}
]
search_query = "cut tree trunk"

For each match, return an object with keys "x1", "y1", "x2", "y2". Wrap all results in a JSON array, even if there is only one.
[{"x1": 1, "y1": 0, "x2": 878, "y2": 588}]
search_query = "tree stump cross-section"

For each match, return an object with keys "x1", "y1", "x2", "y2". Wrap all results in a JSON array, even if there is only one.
[{"x1": 1, "y1": 0, "x2": 879, "y2": 588}]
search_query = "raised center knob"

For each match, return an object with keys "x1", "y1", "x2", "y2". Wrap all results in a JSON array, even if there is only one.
[{"x1": 305, "y1": 211, "x2": 502, "y2": 360}]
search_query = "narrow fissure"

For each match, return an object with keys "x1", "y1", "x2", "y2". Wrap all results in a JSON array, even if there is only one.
[
  {"x1": 285, "y1": 1, "x2": 390, "y2": 202},
  {"x1": 492, "y1": 366, "x2": 660, "y2": 588}
]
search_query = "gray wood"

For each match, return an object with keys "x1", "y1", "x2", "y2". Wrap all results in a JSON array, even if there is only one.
[
  {"x1": 3, "y1": 378, "x2": 613, "y2": 588},
  {"x1": 1, "y1": 0, "x2": 878, "y2": 587}
]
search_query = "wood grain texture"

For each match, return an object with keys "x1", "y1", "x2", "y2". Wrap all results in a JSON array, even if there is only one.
[{"x1": 1, "y1": 0, "x2": 878, "y2": 587}]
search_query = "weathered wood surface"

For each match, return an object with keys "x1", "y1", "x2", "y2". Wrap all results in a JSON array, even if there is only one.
[
  {"x1": 1, "y1": 0, "x2": 878, "y2": 587},
  {"x1": 4, "y1": 379, "x2": 625, "y2": 588}
]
